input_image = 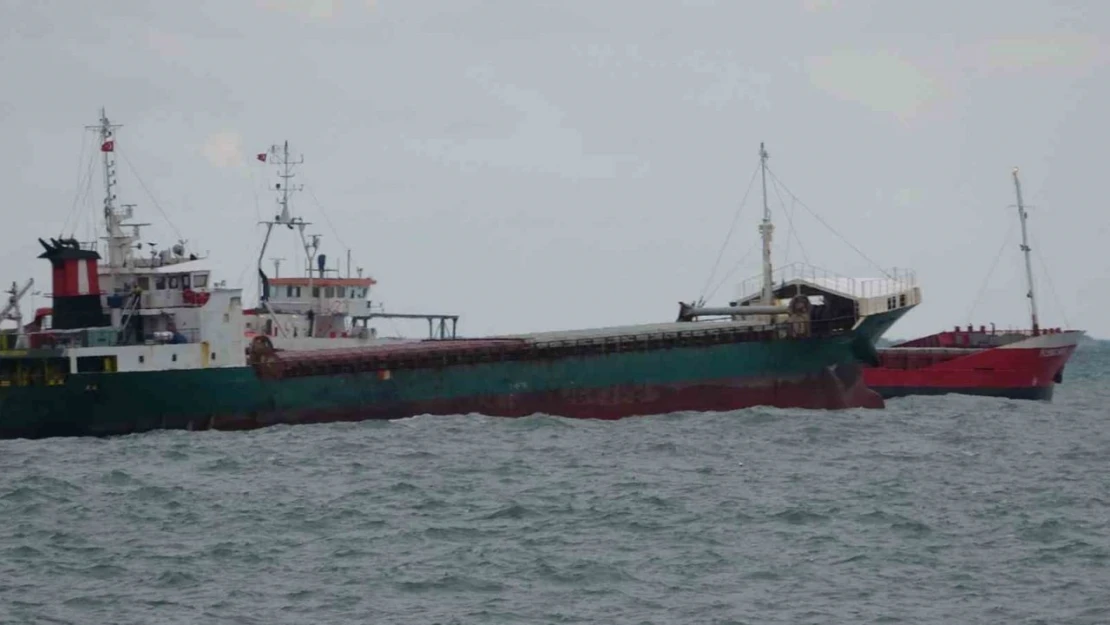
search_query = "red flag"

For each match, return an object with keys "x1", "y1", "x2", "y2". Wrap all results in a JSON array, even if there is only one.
[
  {"x1": 100, "y1": 140, "x2": 114, "y2": 152},
  {"x1": 256, "y1": 152, "x2": 267, "y2": 162}
]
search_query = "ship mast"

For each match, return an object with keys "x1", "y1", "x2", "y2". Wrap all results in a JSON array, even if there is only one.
[
  {"x1": 277, "y1": 140, "x2": 298, "y2": 225},
  {"x1": 759, "y1": 142, "x2": 774, "y2": 305},
  {"x1": 256, "y1": 140, "x2": 311, "y2": 304},
  {"x1": 258, "y1": 140, "x2": 324, "y2": 315},
  {"x1": 1011, "y1": 167, "x2": 1039, "y2": 335},
  {"x1": 86, "y1": 108, "x2": 135, "y2": 276}
]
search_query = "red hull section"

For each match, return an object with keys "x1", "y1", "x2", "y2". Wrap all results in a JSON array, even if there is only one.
[
  {"x1": 863, "y1": 329, "x2": 1081, "y2": 401},
  {"x1": 162, "y1": 365, "x2": 883, "y2": 435}
]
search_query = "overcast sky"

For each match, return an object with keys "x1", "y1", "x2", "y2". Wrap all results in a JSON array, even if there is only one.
[{"x1": 2, "y1": 0, "x2": 1107, "y2": 339}]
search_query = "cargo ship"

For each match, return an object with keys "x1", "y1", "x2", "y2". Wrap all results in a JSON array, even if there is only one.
[
  {"x1": 862, "y1": 167, "x2": 1083, "y2": 400},
  {"x1": 0, "y1": 110, "x2": 921, "y2": 440}
]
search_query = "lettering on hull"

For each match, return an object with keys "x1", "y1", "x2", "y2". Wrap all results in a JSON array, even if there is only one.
[{"x1": 1038, "y1": 347, "x2": 1070, "y2": 358}]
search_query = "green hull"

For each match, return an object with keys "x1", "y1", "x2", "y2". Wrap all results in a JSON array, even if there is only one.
[{"x1": 0, "y1": 309, "x2": 908, "y2": 439}]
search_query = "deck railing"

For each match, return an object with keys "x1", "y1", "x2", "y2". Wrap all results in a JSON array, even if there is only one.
[
  {"x1": 10, "y1": 325, "x2": 203, "y2": 350},
  {"x1": 734, "y1": 262, "x2": 919, "y2": 303}
]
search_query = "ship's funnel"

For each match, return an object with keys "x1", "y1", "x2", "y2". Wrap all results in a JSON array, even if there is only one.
[{"x1": 37, "y1": 237, "x2": 109, "y2": 330}]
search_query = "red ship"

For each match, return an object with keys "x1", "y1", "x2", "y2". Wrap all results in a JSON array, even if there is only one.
[{"x1": 862, "y1": 167, "x2": 1083, "y2": 401}]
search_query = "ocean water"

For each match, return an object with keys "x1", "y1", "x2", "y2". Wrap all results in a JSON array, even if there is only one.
[{"x1": 2, "y1": 344, "x2": 1108, "y2": 625}]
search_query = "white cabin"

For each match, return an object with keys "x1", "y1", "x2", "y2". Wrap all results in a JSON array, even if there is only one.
[
  {"x1": 244, "y1": 276, "x2": 391, "y2": 348},
  {"x1": 266, "y1": 276, "x2": 375, "y2": 318}
]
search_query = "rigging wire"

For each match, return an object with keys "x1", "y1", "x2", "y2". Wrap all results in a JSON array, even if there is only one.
[
  {"x1": 244, "y1": 162, "x2": 266, "y2": 302},
  {"x1": 73, "y1": 129, "x2": 88, "y2": 201},
  {"x1": 235, "y1": 232, "x2": 267, "y2": 304},
  {"x1": 965, "y1": 214, "x2": 1017, "y2": 323},
  {"x1": 765, "y1": 166, "x2": 892, "y2": 278},
  {"x1": 61, "y1": 145, "x2": 98, "y2": 239},
  {"x1": 704, "y1": 234, "x2": 761, "y2": 304},
  {"x1": 77, "y1": 151, "x2": 98, "y2": 238},
  {"x1": 59, "y1": 132, "x2": 92, "y2": 237},
  {"x1": 1029, "y1": 231, "x2": 1072, "y2": 329},
  {"x1": 775, "y1": 180, "x2": 792, "y2": 265},
  {"x1": 770, "y1": 175, "x2": 810, "y2": 267},
  {"x1": 697, "y1": 162, "x2": 761, "y2": 304},
  {"x1": 247, "y1": 156, "x2": 263, "y2": 224},
  {"x1": 114, "y1": 148, "x2": 186, "y2": 243},
  {"x1": 84, "y1": 158, "x2": 99, "y2": 248},
  {"x1": 303, "y1": 184, "x2": 356, "y2": 278},
  {"x1": 304, "y1": 185, "x2": 350, "y2": 255}
]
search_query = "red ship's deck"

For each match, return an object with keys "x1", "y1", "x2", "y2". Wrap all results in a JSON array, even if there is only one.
[{"x1": 891, "y1": 326, "x2": 1069, "y2": 350}]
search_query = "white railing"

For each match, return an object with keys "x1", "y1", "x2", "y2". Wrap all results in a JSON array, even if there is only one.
[
  {"x1": 734, "y1": 262, "x2": 919, "y2": 302},
  {"x1": 265, "y1": 298, "x2": 372, "y2": 317}
]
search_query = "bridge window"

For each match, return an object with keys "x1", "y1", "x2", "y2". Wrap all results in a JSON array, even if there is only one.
[
  {"x1": 181, "y1": 274, "x2": 191, "y2": 289},
  {"x1": 169, "y1": 277, "x2": 178, "y2": 289},
  {"x1": 312, "y1": 287, "x2": 320, "y2": 297},
  {"x1": 193, "y1": 273, "x2": 208, "y2": 288},
  {"x1": 336, "y1": 286, "x2": 346, "y2": 298},
  {"x1": 138, "y1": 277, "x2": 150, "y2": 291},
  {"x1": 325, "y1": 287, "x2": 335, "y2": 298},
  {"x1": 155, "y1": 277, "x2": 166, "y2": 290}
]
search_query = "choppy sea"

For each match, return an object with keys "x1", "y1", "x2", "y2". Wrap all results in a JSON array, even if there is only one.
[{"x1": 2, "y1": 343, "x2": 1108, "y2": 625}]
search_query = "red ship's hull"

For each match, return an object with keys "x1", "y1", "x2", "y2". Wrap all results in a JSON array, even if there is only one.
[{"x1": 862, "y1": 329, "x2": 1082, "y2": 401}]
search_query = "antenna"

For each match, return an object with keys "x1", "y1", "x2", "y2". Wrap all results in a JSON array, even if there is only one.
[
  {"x1": 85, "y1": 108, "x2": 129, "y2": 276},
  {"x1": 270, "y1": 257, "x2": 285, "y2": 279},
  {"x1": 1011, "y1": 167, "x2": 1040, "y2": 335},
  {"x1": 271, "y1": 140, "x2": 304, "y2": 224},
  {"x1": 255, "y1": 140, "x2": 312, "y2": 309},
  {"x1": 758, "y1": 142, "x2": 774, "y2": 305}
]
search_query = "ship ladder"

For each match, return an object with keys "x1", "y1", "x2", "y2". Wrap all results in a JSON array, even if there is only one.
[{"x1": 117, "y1": 291, "x2": 142, "y2": 342}]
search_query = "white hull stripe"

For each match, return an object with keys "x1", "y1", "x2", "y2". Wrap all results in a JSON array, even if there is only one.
[
  {"x1": 77, "y1": 259, "x2": 89, "y2": 295},
  {"x1": 998, "y1": 330, "x2": 1085, "y2": 350}
]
